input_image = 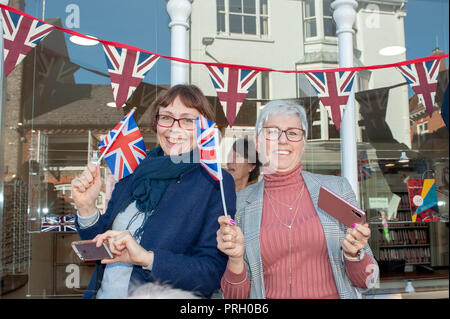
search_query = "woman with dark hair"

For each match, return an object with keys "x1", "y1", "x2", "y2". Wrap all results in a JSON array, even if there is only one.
[
  {"x1": 226, "y1": 137, "x2": 261, "y2": 192},
  {"x1": 71, "y1": 84, "x2": 236, "y2": 299}
]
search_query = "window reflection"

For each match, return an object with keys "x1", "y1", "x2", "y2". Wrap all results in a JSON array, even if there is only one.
[{"x1": 0, "y1": 0, "x2": 448, "y2": 299}]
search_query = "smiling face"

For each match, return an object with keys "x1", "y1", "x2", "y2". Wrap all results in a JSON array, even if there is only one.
[
  {"x1": 256, "y1": 113, "x2": 306, "y2": 173},
  {"x1": 156, "y1": 96, "x2": 201, "y2": 156}
]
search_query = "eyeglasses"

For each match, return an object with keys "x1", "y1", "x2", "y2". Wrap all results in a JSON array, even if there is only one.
[
  {"x1": 156, "y1": 115, "x2": 196, "y2": 131},
  {"x1": 262, "y1": 127, "x2": 305, "y2": 142}
]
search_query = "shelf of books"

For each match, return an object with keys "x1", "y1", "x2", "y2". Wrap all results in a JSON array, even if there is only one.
[{"x1": 369, "y1": 192, "x2": 433, "y2": 274}]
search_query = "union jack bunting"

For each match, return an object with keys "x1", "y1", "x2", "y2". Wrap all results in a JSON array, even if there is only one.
[
  {"x1": 304, "y1": 71, "x2": 357, "y2": 130},
  {"x1": 41, "y1": 215, "x2": 61, "y2": 232},
  {"x1": 41, "y1": 215, "x2": 76, "y2": 232},
  {"x1": 102, "y1": 44, "x2": 159, "y2": 108},
  {"x1": 1, "y1": 8, "x2": 55, "y2": 77},
  {"x1": 357, "y1": 151, "x2": 372, "y2": 181},
  {"x1": 206, "y1": 66, "x2": 259, "y2": 127},
  {"x1": 61, "y1": 214, "x2": 76, "y2": 232},
  {"x1": 396, "y1": 60, "x2": 440, "y2": 117},
  {"x1": 98, "y1": 109, "x2": 147, "y2": 181},
  {"x1": 195, "y1": 115, "x2": 223, "y2": 181}
]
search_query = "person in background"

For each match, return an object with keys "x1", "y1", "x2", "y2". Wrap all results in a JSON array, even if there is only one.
[
  {"x1": 226, "y1": 137, "x2": 261, "y2": 192},
  {"x1": 216, "y1": 99, "x2": 378, "y2": 299},
  {"x1": 71, "y1": 84, "x2": 236, "y2": 299}
]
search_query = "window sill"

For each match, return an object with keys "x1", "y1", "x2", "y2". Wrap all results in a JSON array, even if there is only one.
[
  {"x1": 304, "y1": 37, "x2": 338, "y2": 45},
  {"x1": 215, "y1": 35, "x2": 274, "y2": 44}
]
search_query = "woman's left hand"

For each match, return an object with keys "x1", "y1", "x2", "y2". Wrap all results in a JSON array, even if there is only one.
[
  {"x1": 341, "y1": 223, "x2": 371, "y2": 258},
  {"x1": 93, "y1": 230, "x2": 153, "y2": 267}
]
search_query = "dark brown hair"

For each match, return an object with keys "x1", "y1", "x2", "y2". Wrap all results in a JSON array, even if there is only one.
[
  {"x1": 232, "y1": 137, "x2": 261, "y2": 184},
  {"x1": 149, "y1": 84, "x2": 215, "y2": 132}
]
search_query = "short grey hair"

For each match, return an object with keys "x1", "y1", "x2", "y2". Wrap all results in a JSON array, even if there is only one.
[{"x1": 255, "y1": 99, "x2": 308, "y2": 139}]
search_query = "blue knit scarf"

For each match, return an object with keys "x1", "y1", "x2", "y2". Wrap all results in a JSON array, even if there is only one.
[{"x1": 126, "y1": 146, "x2": 199, "y2": 240}]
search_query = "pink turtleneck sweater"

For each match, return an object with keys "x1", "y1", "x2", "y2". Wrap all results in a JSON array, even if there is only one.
[{"x1": 221, "y1": 164, "x2": 373, "y2": 299}]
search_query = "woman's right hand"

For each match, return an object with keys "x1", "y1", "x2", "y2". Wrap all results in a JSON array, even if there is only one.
[
  {"x1": 217, "y1": 216, "x2": 245, "y2": 262},
  {"x1": 71, "y1": 162, "x2": 102, "y2": 216}
]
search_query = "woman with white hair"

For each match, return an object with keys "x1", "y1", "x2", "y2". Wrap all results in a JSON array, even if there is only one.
[{"x1": 217, "y1": 100, "x2": 378, "y2": 299}]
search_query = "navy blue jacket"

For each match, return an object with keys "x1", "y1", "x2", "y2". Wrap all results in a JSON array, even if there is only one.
[{"x1": 75, "y1": 165, "x2": 236, "y2": 299}]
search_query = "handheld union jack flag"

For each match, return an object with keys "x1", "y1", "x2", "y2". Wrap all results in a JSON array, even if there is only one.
[
  {"x1": 305, "y1": 71, "x2": 357, "y2": 130},
  {"x1": 1, "y1": 8, "x2": 55, "y2": 77},
  {"x1": 195, "y1": 115, "x2": 229, "y2": 216},
  {"x1": 102, "y1": 44, "x2": 159, "y2": 108},
  {"x1": 357, "y1": 151, "x2": 372, "y2": 182},
  {"x1": 98, "y1": 109, "x2": 147, "y2": 181},
  {"x1": 206, "y1": 66, "x2": 259, "y2": 127},
  {"x1": 195, "y1": 115, "x2": 223, "y2": 181},
  {"x1": 396, "y1": 60, "x2": 440, "y2": 117}
]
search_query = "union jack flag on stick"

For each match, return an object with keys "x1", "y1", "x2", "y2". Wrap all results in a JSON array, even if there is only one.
[
  {"x1": 396, "y1": 60, "x2": 440, "y2": 117},
  {"x1": 102, "y1": 44, "x2": 159, "y2": 108},
  {"x1": 206, "y1": 66, "x2": 259, "y2": 127},
  {"x1": 304, "y1": 71, "x2": 357, "y2": 130},
  {"x1": 97, "y1": 108, "x2": 147, "y2": 181},
  {"x1": 1, "y1": 8, "x2": 55, "y2": 77},
  {"x1": 195, "y1": 115, "x2": 228, "y2": 216}
]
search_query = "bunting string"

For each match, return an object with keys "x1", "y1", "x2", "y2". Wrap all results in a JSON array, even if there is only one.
[
  {"x1": 0, "y1": 3, "x2": 448, "y2": 74},
  {"x1": 1, "y1": 3, "x2": 448, "y2": 129}
]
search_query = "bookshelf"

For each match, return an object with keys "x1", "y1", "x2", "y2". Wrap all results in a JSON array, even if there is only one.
[{"x1": 369, "y1": 192, "x2": 433, "y2": 273}]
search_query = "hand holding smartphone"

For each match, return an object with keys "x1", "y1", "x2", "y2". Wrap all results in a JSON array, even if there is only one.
[
  {"x1": 72, "y1": 240, "x2": 113, "y2": 262},
  {"x1": 317, "y1": 186, "x2": 366, "y2": 228}
]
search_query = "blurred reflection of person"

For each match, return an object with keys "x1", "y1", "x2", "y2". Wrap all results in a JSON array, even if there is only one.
[{"x1": 226, "y1": 137, "x2": 261, "y2": 192}]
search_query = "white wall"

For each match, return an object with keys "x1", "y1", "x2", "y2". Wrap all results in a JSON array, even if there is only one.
[
  {"x1": 355, "y1": 5, "x2": 411, "y2": 148},
  {"x1": 189, "y1": 0, "x2": 303, "y2": 100}
]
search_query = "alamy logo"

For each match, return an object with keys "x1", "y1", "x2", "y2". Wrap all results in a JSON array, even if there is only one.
[
  {"x1": 365, "y1": 4, "x2": 380, "y2": 29},
  {"x1": 65, "y1": 264, "x2": 80, "y2": 289},
  {"x1": 65, "y1": 4, "x2": 80, "y2": 29}
]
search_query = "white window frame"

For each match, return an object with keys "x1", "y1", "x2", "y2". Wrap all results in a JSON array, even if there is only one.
[
  {"x1": 246, "y1": 72, "x2": 270, "y2": 100},
  {"x1": 303, "y1": 0, "x2": 318, "y2": 40},
  {"x1": 322, "y1": 0, "x2": 337, "y2": 38},
  {"x1": 217, "y1": 0, "x2": 269, "y2": 38},
  {"x1": 303, "y1": 0, "x2": 337, "y2": 41},
  {"x1": 417, "y1": 121, "x2": 429, "y2": 135}
]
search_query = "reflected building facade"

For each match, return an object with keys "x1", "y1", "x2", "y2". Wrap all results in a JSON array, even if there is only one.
[{"x1": 0, "y1": 0, "x2": 448, "y2": 298}]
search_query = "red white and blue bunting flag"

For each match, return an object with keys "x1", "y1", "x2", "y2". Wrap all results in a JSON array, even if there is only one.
[
  {"x1": 41, "y1": 214, "x2": 76, "y2": 232},
  {"x1": 1, "y1": 8, "x2": 55, "y2": 77},
  {"x1": 304, "y1": 71, "x2": 357, "y2": 130},
  {"x1": 0, "y1": 3, "x2": 449, "y2": 124},
  {"x1": 396, "y1": 60, "x2": 440, "y2": 117},
  {"x1": 206, "y1": 66, "x2": 259, "y2": 127},
  {"x1": 102, "y1": 44, "x2": 159, "y2": 109}
]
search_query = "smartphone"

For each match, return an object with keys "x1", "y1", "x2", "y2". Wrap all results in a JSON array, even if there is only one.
[
  {"x1": 72, "y1": 240, "x2": 114, "y2": 262},
  {"x1": 317, "y1": 186, "x2": 366, "y2": 228}
]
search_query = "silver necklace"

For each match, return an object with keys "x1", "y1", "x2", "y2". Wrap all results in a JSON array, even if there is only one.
[
  {"x1": 264, "y1": 182, "x2": 304, "y2": 211},
  {"x1": 264, "y1": 183, "x2": 305, "y2": 297}
]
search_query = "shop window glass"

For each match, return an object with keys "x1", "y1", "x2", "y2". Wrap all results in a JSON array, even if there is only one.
[{"x1": 0, "y1": 0, "x2": 448, "y2": 300}]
